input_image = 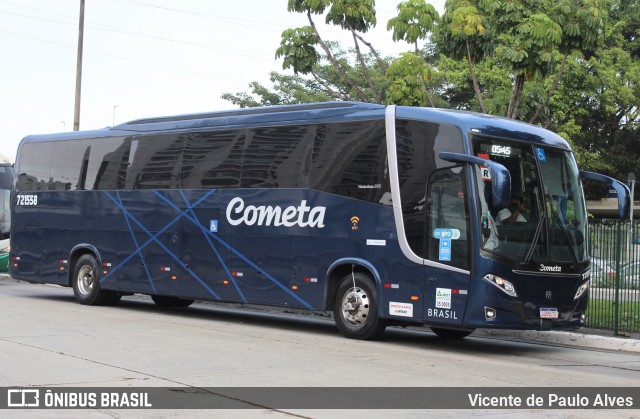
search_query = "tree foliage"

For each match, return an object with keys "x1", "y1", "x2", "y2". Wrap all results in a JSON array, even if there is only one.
[{"x1": 221, "y1": 0, "x2": 640, "y2": 190}]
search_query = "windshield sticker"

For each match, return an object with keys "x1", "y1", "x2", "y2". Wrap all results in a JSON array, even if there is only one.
[
  {"x1": 478, "y1": 153, "x2": 492, "y2": 181},
  {"x1": 536, "y1": 147, "x2": 547, "y2": 162},
  {"x1": 434, "y1": 228, "x2": 460, "y2": 240},
  {"x1": 438, "y1": 239, "x2": 451, "y2": 261}
]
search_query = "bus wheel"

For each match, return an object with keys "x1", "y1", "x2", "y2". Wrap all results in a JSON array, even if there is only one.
[
  {"x1": 72, "y1": 254, "x2": 114, "y2": 305},
  {"x1": 151, "y1": 295, "x2": 194, "y2": 308},
  {"x1": 333, "y1": 273, "x2": 386, "y2": 340},
  {"x1": 431, "y1": 327, "x2": 474, "y2": 339}
]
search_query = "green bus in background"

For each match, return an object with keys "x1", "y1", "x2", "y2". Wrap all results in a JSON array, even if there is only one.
[{"x1": 0, "y1": 160, "x2": 13, "y2": 272}]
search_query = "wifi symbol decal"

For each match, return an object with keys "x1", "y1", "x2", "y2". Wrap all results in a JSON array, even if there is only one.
[{"x1": 351, "y1": 216, "x2": 360, "y2": 230}]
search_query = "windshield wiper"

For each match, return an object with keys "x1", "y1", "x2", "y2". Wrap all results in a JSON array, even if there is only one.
[
  {"x1": 523, "y1": 213, "x2": 545, "y2": 265},
  {"x1": 551, "y1": 212, "x2": 579, "y2": 264}
]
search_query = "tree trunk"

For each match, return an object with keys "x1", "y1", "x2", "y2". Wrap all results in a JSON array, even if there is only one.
[
  {"x1": 465, "y1": 39, "x2": 486, "y2": 113},
  {"x1": 507, "y1": 73, "x2": 525, "y2": 119},
  {"x1": 354, "y1": 33, "x2": 387, "y2": 71},
  {"x1": 306, "y1": 10, "x2": 368, "y2": 101},
  {"x1": 351, "y1": 30, "x2": 382, "y2": 102},
  {"x1": 311, "y1": 71, "x2": 350, "y2": 101},
  {"x1": 529, "y1": 55, "x2": 568, "y2": 124},
  {"x1": 416, "y1": 41, "x2": 435, "y2": 107}
]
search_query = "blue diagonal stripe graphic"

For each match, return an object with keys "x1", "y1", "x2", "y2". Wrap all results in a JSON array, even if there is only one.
[
  {"x1": 116, "y1": 191, "x2": 156, "y2": 293},
  {"x1": 154, "y1": 191, "x2": 312, "y2": 309},
  {"x1": 101, "y1": 190, "x2": 220, "y2": 300},
  {"x1": 177, "y1": 190, "x2": 247, "y2": 303}
]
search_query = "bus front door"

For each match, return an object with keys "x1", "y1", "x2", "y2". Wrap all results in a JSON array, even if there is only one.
[{"x1": 423, "y1": 167, "x2": 471, "y2": 327}]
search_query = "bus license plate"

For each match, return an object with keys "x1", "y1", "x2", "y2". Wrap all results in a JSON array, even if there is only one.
[{"x1": 540, "y1": 308, "x2": 559, "y2": 319}]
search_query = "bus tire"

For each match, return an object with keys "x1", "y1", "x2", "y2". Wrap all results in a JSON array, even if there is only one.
[
  {"x1": 72, "y1": 254, "x2": 115, "y2": 306},
  {"x1": 151, "y1": 295, "x2": 194, "y2": 308},
  {"x1": 431, "y1": 327, "x2": 473, "y2": 339},
  {"x1": 333, "y1": 272, "x2": 386, "y2": 340}
]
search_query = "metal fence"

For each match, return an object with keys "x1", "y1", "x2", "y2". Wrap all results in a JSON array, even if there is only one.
[{"x1": 587, "y1": 219, "x2": 639, "y2": 334}]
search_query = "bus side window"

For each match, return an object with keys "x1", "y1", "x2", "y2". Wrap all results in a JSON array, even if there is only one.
[
  {"x1": 90, "y1": 137, "x2": 132, "y2": 190},
  {"x1": 126, "y1": 134, "x2": 185, "y2": 190},
  {"x1": 180, "y1": 129, "x2": 245, "y2": 189},
  {"x1": 15, "y1": 142, "x2": 55, "y2": 192},
  {"x1": 241, "y1": 125, "x2": 313, "y2": 188},
  {"x1": 396, "y1": 120, "x2": 466, "y2": 259},
  {"x1": 49, "y1": 140, "x2": 93, "y2": 191},
  {"x1": 310, "y1": 120, "x2": 389, "y2": 204}
]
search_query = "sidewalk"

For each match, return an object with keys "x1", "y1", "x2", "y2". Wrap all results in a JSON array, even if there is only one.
[{"x1": 476, "y1": 328, "x2": 640, "y2": 353}]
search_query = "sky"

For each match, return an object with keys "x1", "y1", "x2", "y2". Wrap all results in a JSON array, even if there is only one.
[{"x1": 0, "y1": 0, "x2": 445, "y2": 163}]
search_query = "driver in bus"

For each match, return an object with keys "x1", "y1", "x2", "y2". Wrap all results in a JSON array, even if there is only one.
[{"x1": 496, "y1": 196, "x2": 527, "y2": 225}]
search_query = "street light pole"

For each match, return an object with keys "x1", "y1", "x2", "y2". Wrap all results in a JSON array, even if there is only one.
[
  {"x1": 73, "y1": 0, "x2": 85, "y2": 131},
  {"x1": 113, "y1": 105, "x2": 118, "y2": 126}
]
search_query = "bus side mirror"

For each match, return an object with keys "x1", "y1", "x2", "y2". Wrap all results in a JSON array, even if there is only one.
[
  {"x1": 439, "y1": 151, "x2": 511, "y2": 209},
  {"x1": 579, "y1": 171, "x2": 630, "y2": 219}
]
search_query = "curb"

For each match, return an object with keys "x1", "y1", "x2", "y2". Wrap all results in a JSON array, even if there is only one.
[{"x1": 476, "y1": 328, "x2": 640, "y2": 353}]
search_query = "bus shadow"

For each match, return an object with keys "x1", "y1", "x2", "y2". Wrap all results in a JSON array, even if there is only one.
[{"x1": 26, "y1": 289, "x2": 553, "y2": 355}]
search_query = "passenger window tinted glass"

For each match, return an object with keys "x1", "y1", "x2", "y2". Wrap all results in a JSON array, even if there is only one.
[
  {"x1": 311, "y1": 120, "x2": 389, "y2": 204},
  {"x1": 126, "y1": 134, "x2": 185, "y2": 189},
  {"x1": 49, "y1": 140, "x2": 93, "y2": 190},
  {"x1": 16, "y1": 142, "x2": 54, "y2": 191},
  {"x1": 241, "y1": 125, "x2": 313, "y2": 188},
  {"x1": 181, "y1": 129, "x2": 245, "y2": 189},
  {"x1": 91, "y1": 137, "x2": 132, "y2": 190},
  {"x1": 396, "y1": 120, "x2": 465, "y2": 258}
]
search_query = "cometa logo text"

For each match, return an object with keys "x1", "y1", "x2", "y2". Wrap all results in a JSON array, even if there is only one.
[
  {"x1": 226, "y1": 197, "x2": 326, "y2": 228},
  {"x1": 539, "y1": 264, "x2": 562, "y2": 272}
]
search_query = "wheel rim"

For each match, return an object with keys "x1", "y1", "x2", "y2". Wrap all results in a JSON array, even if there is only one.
[
  {"x1": 341, "y1": 286, "x2": 369, "y2": 326},
  {"x1": 77, "y1": 265, "x2": 94, "y2": 296}
]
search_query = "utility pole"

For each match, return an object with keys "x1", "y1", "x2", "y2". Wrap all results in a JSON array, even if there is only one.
[{"x1": 73, "y1": 0, "x2": 85, "y2": 131}]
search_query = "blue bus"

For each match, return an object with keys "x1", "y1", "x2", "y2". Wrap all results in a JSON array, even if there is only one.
[{"x1": 10, "y1": 102, "x2": 630, "y2": 339}]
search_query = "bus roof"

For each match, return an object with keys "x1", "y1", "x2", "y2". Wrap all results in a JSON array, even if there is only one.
[
  {"x1": 396, "y1": 106, "x2": 571, "y2": 150},
  {"x1": 20, "y1": 102, "x2": 570, "y2": 150}
]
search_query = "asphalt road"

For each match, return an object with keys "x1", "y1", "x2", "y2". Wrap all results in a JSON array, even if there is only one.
[{"x1": 1, "y1": 275, "x2": 639, "y2": 418}]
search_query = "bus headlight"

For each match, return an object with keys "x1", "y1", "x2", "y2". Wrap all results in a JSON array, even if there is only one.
[
  {"x1": 574, "y1": 281, "x2": 589, "y2": 300},
  {"x1": 483, "y1": 274, "x2": 517, "y2": 297}
]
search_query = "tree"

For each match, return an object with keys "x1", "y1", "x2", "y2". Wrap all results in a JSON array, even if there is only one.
[
  {"x1": 276, "y1": 27, "x2": 350, "y2": 100},
  {"x1": 437, "y1": 0, "x2": 491, "y2": 113},
  {"x1": 437, "y1": 0, "x2": 604, "y2": 120},
  {"x1": 547, "y1": 9, "x2": 640, "y2": 182},
  {"x1": 222, "y1": 42, "x2": 388, "y2": 107},
  {"x1": 386, "y1": 0, "x2": 439, "y2": 106},
  {"x1": 385, "y1": 52, "x2": 432, "y2": 106},
  {"x1": 284, "y1": 0, "x2": 388, "y2": 102},
  {"x1": 221, "y1": 72, "x2": 333, "y2": 107}
]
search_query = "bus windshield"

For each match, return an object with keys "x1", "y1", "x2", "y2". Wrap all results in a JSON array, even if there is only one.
[{"x1": 474, "y1": 137, "x2": 588, "y2": 264}]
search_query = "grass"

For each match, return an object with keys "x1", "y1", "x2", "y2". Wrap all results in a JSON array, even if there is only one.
[{"x1": 585, "y1": 299, "x2": 640, "y2": 332}]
